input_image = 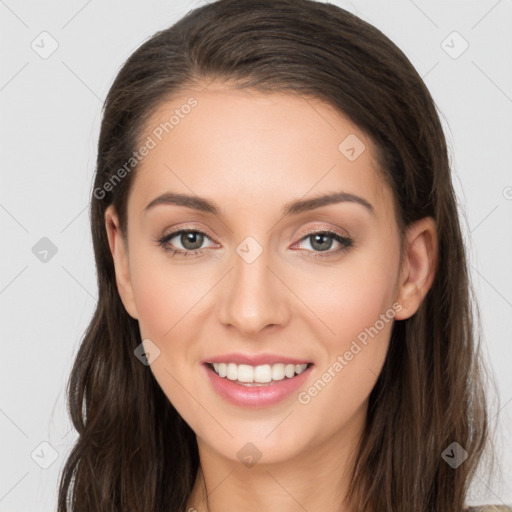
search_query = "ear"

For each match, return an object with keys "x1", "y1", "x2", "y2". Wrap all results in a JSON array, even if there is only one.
[
  {"x1": 394, "y1": 216, "x2": 438, "y2": 320},
  {"x1": 104, "y1": 205, "x2": 139, "y2": 319}
]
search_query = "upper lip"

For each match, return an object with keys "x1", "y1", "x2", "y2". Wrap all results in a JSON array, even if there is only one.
[{"x1": 202, "y1": 353, "x2": 312, "y2": 366}]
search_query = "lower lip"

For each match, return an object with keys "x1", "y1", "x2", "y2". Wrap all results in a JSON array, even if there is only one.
[{"x1": 203, "y1": 363, "x2": 314, "y2": 409}]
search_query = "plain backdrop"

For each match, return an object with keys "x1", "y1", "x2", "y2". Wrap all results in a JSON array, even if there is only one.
[{"x1": 1, "y1": 0, "x2": 511, "y2": 510}]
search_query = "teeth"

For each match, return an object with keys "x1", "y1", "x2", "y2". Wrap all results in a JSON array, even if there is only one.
[{"x1": 211, "y1": 362, "x2": 309, "y2": 383}]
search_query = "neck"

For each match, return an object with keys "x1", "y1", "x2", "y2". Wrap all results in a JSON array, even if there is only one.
[{"x1": 185, "y1": 404, "x2": 365, "y2": 512}]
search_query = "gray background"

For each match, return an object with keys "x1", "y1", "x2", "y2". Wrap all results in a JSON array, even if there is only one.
[{"x1": 1, "y1": 0, "x2": 511, "y2": 510}]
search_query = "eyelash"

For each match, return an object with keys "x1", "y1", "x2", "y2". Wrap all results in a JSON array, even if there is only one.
[{"x1": 155, "y1": 227, "x2": 353, "y2": 259}]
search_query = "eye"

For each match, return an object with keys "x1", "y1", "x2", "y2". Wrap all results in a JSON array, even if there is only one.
[
  {"x1": 293, "y1": 230, "x2": 353, "y2": 258},
  {"x1": 156, "y1": 228, "x2": 216, "y2": 257},
  {"x1": 155, "y1": 227, "x2": 353, "y2": 259}
]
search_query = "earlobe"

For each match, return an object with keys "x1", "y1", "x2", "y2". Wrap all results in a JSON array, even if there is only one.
[
  {"x1": 394, "y1": 217, "x2": 438, "y2": 321},
  {"x1": 104, "y1": 205, "x2": 139, "y2": 320}
]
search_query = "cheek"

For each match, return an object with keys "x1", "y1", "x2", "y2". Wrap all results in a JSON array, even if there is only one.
[
  {"x1": 297, "y1": 242, "x2": 399, "y2": 418},
  {"x1": 129, "y1": 248, "x2": 207, "y2": 339},
  {"x1": 297, "y1": 242, "x2": 400, "y2": 349},
  {"x1": 128, "y1": 252, "x2": 203, "y2": 413},
  {"x1": 296, "y1": 267, "x2": 396, "y2": 433},
  {"x1": 133, "y1": 273, "x2": 176, "y2": 338}
]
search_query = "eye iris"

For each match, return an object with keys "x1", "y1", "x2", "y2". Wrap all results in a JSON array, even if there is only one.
[
  {"x1": 310, "y1": 233, "x2": 333, "y2": 251},
  {"x1": 181, "y1": 231, "x2": 204, "y2": 250}
]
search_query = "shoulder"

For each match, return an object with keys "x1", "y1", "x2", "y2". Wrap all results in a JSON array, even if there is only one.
[{"x1": 466, "y1": 506, "x2": 512, "y2": 512}]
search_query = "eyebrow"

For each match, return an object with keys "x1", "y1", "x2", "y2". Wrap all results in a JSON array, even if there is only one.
[{"x1": 144, "y1": 191, "x2": 375, "y2": 217}]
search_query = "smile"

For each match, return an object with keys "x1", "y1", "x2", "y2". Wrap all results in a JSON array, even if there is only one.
[
  {"x1": 203, "y1": 362, "x2": 314, "y2": 408},
  {"x1": 209, "y1": 362, "x2": 310, "y2": 385}
]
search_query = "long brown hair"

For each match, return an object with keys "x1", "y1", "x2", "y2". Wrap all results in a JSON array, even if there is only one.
[{"x1": 58, "y1": 0, "x2": 493, "y2": 510}]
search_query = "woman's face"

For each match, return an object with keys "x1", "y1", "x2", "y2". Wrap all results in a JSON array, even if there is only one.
[{"x1": 105, "y1": 82, "x2": 433, "y2": 467}]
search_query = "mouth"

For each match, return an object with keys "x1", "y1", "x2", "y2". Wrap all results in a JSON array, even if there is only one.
[
  {"x1": 202, "y1": 361, "x2": 315, "y2": 408},
  {"x1": 205, "y1": 362, "x2": 314, "y2": 387}
]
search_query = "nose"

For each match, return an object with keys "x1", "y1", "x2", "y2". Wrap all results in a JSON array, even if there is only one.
[{"x1": 217, "y1": 242, "x2": 290, "y2": 335}]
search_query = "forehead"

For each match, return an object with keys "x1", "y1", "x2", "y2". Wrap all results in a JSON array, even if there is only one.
[{"x1": 128, "y1": 83, "x2": 392, "y2": 222}]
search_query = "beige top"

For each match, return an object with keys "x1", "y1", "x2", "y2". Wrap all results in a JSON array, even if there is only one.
[{"x1": 466, "y1": 506, "x2": 512, "y2": 511}]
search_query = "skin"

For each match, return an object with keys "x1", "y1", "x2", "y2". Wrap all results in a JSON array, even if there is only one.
[{"x1": 105, "y1": 80, "x2": 438, "y2": 512}]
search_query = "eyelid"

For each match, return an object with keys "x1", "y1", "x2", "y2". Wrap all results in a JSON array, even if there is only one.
[
  {"x1": 161, "y1": 224, "x2": 219, "y2": 243},
  {"x1": 294, "y1": 225, "x2": 350, "y2": 240}
]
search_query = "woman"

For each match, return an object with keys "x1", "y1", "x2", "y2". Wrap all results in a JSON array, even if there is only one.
[{"x1": 57, "y1": 0, "x2": 509, "y2": 511}]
